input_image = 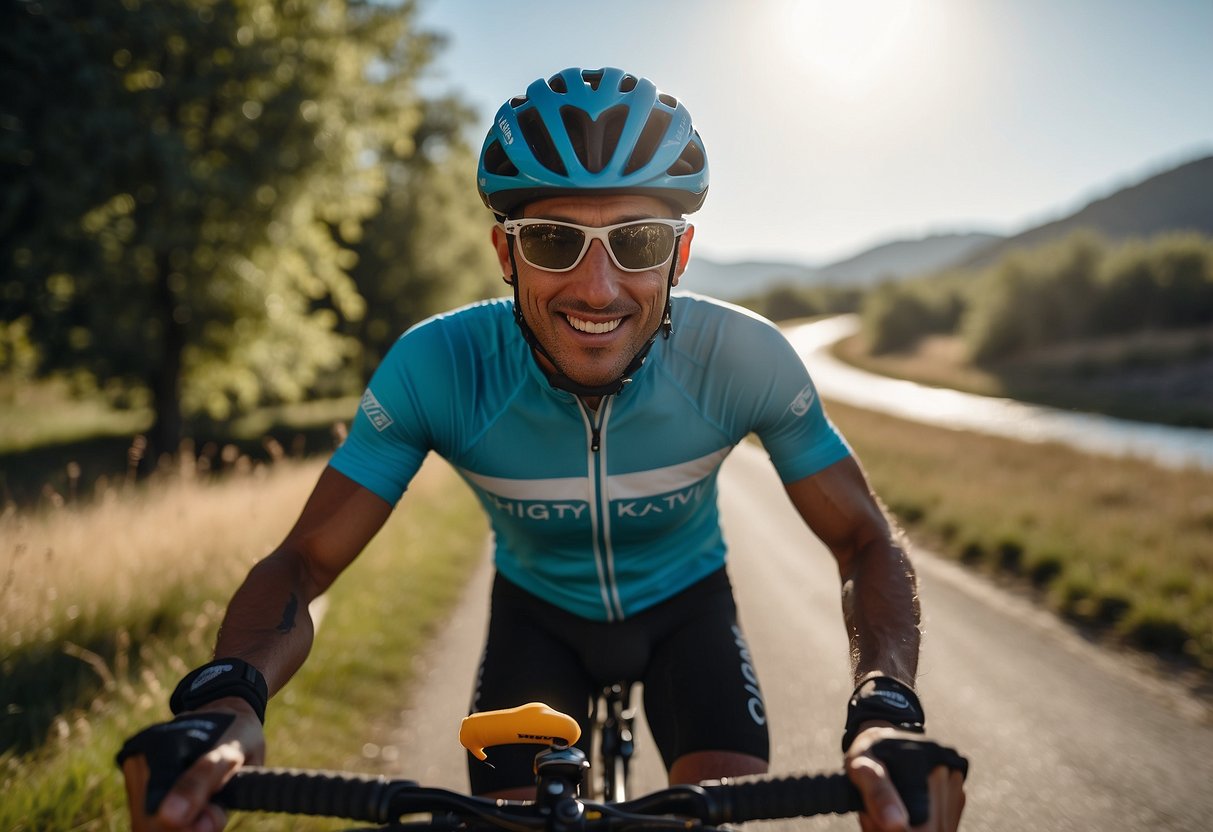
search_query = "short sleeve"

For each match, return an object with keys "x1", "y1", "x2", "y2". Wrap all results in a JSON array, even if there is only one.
[
  {"x1": 328, "y1": 320, "x2": 456, "y2": 505},
  {"x1": 706, "y1": 305, "x2": 852, "y2": 482}
]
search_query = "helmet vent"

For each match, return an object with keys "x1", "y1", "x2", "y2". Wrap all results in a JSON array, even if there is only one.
[
  {"x1": 667, "y1": 136, "x2": 705, "y2": 177},
  {"x1": 509, "y1": 96, "x2": 528, "y2": 107},
  {"x1": 581, "y1": 69, "x2": 605, "y2": 91},
  {"x1": 657, "y1": 92, "x2": 678, "y2": 108},
  {"x1": 483, "y1": 139, "x2": 518, "y2": 177},
  {"x1": 623, "y1": 108, "x2": 672, "y2": 175},
  {"x1": 619, "y1": 74, "x2": 638, "y2": 93},
  {"x1": 562, "y1": 104, "x2": 628, "y2": 174},
  {"x1": 547, "y1": 75, "x2": 568, "y2": 94},
  {"x1": 518, "y1": 108, "x2": 567, "y2": 176}
]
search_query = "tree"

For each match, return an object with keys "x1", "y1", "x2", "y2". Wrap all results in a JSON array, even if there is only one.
[
  {"x1": 347, "y1": 94, "x2": 501, "y2": 370},
  {"x1": 2, "y1": 0, "x2": 440, "y2": 457}
]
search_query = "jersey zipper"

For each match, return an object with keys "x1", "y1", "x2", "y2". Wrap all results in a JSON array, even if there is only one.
[{"x1": 579, "y1": 397, "x2": 624, "y2": 621}]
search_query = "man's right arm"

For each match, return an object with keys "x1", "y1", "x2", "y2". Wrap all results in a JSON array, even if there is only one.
[
  {"x1": 213, "y1": 465, "x2": 395, "y2": 686},
  {"x1": 121, "y1": 466, "x2": 394, "y2": 832}
]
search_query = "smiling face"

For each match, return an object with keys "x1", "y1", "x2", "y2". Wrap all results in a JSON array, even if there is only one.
[{"x1": 493, "y1": 194, "x2": 694, "y2": 396}]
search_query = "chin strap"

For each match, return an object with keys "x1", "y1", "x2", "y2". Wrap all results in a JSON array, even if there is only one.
[{"x1": 506, "y1": 238, "x2": 679, "y2": 398}]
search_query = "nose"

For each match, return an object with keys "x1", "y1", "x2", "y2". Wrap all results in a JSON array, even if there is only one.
[{"x1": 575, "y1": 240, "x2": 621, "y2": 309}]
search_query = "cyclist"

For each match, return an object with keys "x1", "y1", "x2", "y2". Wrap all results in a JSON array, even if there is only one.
[{"x1": 119, "y1": 67, "x2": 966, "y2": 832}]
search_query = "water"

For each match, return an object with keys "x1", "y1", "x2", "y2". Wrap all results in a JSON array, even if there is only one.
[{"x1": 786, "y1": 316, "x2": 1213, "y2": 472}]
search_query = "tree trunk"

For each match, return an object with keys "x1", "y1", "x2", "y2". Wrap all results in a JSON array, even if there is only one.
[{"x1": 147, "y1": 250, "x2": 185, "y2": 468}]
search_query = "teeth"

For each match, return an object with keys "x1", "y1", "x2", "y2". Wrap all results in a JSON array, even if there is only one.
[{"x1": 567, "y1": 315, "x2": 621, "y2": 334}]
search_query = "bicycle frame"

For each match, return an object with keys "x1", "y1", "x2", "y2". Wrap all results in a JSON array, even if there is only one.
[{"x1": 595, "y1": 683, "x2": 636, "y2": 802}]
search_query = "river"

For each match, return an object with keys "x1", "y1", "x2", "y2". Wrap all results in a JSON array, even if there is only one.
[{"x1": 785, "y1": 315, "x2": 1213, "y2": 472}]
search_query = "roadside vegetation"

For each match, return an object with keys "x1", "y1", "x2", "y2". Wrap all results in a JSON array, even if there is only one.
[
  {"x1": 849, "y1": 231, "x2": 1213, "y2": 426},
  {"x1": 735, "y1": 283, "x2": 864, "y2": 323},
  {"x1": 1, "y1": 446, "x2": 487, "y2": 831},
  {"x1": 827, "y1": 400, "x2": 1213, "y2": 676}
]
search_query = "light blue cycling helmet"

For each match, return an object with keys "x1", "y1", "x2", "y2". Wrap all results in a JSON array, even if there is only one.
[{"x1": 477, "y1": 67, "x2": 709, "y2": 218}]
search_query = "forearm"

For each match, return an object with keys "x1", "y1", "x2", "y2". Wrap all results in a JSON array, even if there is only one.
[
  {"x1": 212, "y1": 548, "x2": 322, "y2": 696},
  {"x1": 839, "y1": 534, "x2": 921, "y2": 686}
]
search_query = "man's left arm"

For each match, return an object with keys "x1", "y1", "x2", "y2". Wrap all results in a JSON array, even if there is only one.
[
  {"x1": 784, "y1": 455, "x2": 919, "y2": 685},
  {"x1": 784, "y1": 456, "x2": 965, "y2": 832}
]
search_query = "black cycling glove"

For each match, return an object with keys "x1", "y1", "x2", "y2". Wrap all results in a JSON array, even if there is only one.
[
  {"x1": 862, "y1": 737, "x2": 969, "y2": 826},
  {"x1": 116, "y1": 712, "x2": 235, "y2": 815}
]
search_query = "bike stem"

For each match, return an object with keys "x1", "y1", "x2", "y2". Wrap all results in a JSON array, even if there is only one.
[{"x1": 534, "y1": 741, "x2": 592, "y2": 832}]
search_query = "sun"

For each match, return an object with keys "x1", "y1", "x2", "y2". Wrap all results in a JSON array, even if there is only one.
[{"x1": 771, "y1": 0, "x2": 917, "y2": 94}]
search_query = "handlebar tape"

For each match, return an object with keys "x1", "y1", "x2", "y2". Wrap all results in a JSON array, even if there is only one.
[
  {"x1": 698, "y1": 774, "x2": 862, "y2": 823},
  {"x1": 216, "y1": 768, "x2": 416, "y2": 823}
]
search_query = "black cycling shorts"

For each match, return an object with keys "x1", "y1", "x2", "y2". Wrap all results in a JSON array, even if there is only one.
[{"x1": 467, "y1": 568, "x2": 769, "y2": 794}]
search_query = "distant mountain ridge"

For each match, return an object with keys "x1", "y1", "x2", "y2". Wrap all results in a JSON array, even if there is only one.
[
  {"x1": 962, "y1": 154, "x2": 1213, "y2": 267},
  {"x1": 813, "y1": 232, "x2": 1002, "y2": 286},
  {"x1": 685, "y1": 153, "x2": 1213, "y2": 300},
  {"x1": 682, "y1": 232, "x2": 1002, "y2": 300}
]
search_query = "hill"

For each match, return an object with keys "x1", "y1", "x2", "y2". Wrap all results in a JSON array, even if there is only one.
[
  {"x1": 684, "y1": 231, "x2": 1002, "y2": 300},
  {"x1": 963, "y1": 154, "x2": 1213, "y2": 267},
  {"x1": 684, "y1": 153, "x2": 1213, "y2": 301},
  {"x1": 813, "y1": 231, "x2": 1002, "y2": 286},
  {"x1": 680, "y1": 258, "x2": 821, "y2": 300}
]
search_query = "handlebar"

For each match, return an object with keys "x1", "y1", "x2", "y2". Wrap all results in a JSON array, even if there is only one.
[{"x1": 215, "y1": 766, "x2": 865, "y2": 829}]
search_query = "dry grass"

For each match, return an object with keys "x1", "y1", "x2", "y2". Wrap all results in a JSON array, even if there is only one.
[
  {"x1": 1, "y1": 450, "x2": 489, "y2": 831},
  {"x1": 827, "y1": 400, "x2": 1213, "y2": 670},
  {"x1": 2, "y1": 457, "x2": 320, "y2": 652}
]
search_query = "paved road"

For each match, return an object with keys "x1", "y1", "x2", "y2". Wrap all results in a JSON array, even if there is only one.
[{"x1": 390, "y1": 444, "x2": 1213, "y2": 831}]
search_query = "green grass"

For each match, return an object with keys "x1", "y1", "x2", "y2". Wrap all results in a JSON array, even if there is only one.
[
  {"x1": 1, "y1": 457, "x2": 487, "y2": 831},
  {"x1": 0, "y1": 381, "x2": 362, "y2": 507},
  {"x1": 826, "y1": 400, "x2": 1213, "y2": 672},
  {"x1": 0, "y1": 378, "x2": 152, "y2": 455}
]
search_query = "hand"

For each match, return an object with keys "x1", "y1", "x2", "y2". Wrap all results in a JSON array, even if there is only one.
[
  {"x1": 845, "y1": 726, "x2": 967, "y2": 832},
  {"x1": 117, "y1": 699, "x2": 265, "y2": 832}
]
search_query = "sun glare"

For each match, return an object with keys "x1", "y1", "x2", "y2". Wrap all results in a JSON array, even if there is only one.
[{"x1": 771, "y1": 0, "x2": 918, "y2": 94}]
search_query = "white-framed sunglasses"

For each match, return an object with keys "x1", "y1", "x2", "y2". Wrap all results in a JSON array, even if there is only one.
[{"x1": 501, "y1": 217, "x2": 688, "y2": 273}]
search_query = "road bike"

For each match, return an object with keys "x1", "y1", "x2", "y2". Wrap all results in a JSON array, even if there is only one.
[
  {"x1": 595, "y1": 683, "x2": 636, "y2": 802},
  {"x1": 213, "y1": 702, "x2": 968, "y2": 831}
]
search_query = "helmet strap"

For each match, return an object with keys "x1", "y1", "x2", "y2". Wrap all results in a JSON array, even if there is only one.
[{"x1": 506, "y1": 236, "x2": 680, "y2": 398}]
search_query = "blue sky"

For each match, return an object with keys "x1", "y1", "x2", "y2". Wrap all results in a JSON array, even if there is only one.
[{"x1": 415, "y1": 0, "x2": 1213, "y2": 265}]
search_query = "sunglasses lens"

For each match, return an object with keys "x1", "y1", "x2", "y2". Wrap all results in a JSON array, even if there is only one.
[
  {"x1": 518, "y1": 223, "x2": 585, "y2": 270},
  {"x1": 609, "y1": 223, "x2": 676, "y2": 270}
]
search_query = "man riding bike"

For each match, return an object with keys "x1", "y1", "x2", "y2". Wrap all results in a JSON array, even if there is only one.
[{"x1": 119, "y1": 67, "x2": 966, "y2": 832}]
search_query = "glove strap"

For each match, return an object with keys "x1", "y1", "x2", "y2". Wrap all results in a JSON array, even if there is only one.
[
  {"x1": 841, "y1": 674, "x2": 926, "y2": 752},
  {"x1": 170, "y1": 658, "x2": 269, "y2": 724}
]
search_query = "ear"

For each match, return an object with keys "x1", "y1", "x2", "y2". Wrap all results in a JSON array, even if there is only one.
[
  {"x1": 671, "y1": 224, "x2": 695, "y2": 288},
  {"x1": 491, "y1": 223, "x2": 514, "y2": 284}
]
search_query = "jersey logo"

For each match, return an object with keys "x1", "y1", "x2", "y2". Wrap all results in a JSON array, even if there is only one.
[
  {"x1": 790, "y1": 383, "x2": 816, "y2": 417},
  {"x1": 360, "y1": 389, "x2": 394, "y2": 432}
]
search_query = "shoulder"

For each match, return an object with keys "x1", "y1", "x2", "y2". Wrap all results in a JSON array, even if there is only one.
[
  {"x1": 669, "y1": 291, "x2": 796, "y2": 365},
  {"x1": 397, "y1": 296, "x2": 515, "y2": 344},
  {"x1": 384, "y1": 297, "x2": 517, "y2": 366}
]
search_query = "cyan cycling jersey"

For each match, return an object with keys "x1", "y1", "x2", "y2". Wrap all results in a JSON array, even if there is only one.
[{"x1": 329, "y1": 293, "x2": 851, "y2": 621}]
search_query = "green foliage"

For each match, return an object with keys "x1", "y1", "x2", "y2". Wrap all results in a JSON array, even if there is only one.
[
  {"x1": 856, "y1": 230, "x2": 1213, "y2": 363},
  {"x1": 963, "y1": 232, "x2": 1104, "y2": 362},
  {"x1": 1, "y1": 0, "x2": 455, "y2": 453},
  {"x1": 860, "y1": 273, "x2": 967, "y2": 354},
  {"x1": 347, "y1": 101, "x2": 501, "y2": 368},
  {"x1": 1093, "y1": 233, "x2": 1213, "y2": 334},
  {"x1": 736, "y1": 283, "x2": 862, "y2": 322}
]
